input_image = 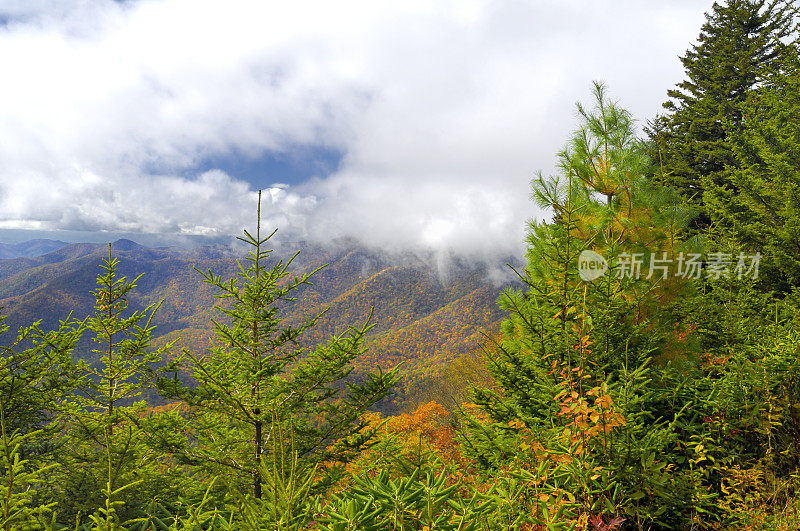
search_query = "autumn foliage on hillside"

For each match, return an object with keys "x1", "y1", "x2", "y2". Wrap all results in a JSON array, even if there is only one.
[{"x1": 0, "y1": 242, "x2": 508, "y2": 411}]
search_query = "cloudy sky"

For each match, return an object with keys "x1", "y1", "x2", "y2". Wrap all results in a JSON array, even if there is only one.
[{"x1": 0, "y1": 0, "x2": 709, "y2": 258}]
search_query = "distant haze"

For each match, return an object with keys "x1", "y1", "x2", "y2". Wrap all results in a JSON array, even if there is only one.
[{"x1": 0, "y1": 0, "x2": 708, "y2": 260}]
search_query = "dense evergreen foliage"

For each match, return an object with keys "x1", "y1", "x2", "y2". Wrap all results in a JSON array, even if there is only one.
[
  {"x1": 3, "y1": 1, "x2": 800, "y2": 528},
  {"x1": 705, "y1": 56, "x2": 800, "y2": 290},
  {"x1": 648, "y1": 0, "x2": 797, "y2": 221}
]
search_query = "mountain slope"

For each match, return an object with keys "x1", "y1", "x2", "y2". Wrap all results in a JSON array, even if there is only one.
[{"x1": 0, "y1": 239, "x2": 515, "y2": 407}]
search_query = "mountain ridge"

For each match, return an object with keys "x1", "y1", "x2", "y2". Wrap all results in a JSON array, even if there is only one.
[{"x1": 0, "y1": 238, "x2": 70, "y2": 260}]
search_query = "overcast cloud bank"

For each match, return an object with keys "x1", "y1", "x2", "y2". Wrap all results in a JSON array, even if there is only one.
[{"x1": 0, "y1": 0, "x2": 707, "y2": 260}]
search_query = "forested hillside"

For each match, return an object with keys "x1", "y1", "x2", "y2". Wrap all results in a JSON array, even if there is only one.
[{"x1": 0, "y1": 239, "x2": 509, "y2": 410}]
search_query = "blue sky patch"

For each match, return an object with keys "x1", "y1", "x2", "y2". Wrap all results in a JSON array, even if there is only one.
[{"x1": 197, "y1": 146, "x2": 343, "y2": 189}]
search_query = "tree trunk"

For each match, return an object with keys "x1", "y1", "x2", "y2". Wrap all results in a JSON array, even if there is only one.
[{"x1": 254, "y1": 413, "x2": 262, "y2": 499}]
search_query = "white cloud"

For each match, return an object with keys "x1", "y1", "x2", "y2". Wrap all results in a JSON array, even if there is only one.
[{"x1": 0, "y1": 0, "x2": 708, "y2": 258}]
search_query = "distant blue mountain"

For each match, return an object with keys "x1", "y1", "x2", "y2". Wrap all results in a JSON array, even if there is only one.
[{"x1": 0, "y1": 239, "x2": 69, "y2": 259}]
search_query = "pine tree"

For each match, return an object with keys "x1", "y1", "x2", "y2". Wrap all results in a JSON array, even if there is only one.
[
  {"x1": 175, "y1": 191, "x2": 399, "y2": 499},
  {"x1": 466, "y1": 86, "x2": 698, "y2": 525},
  {"x1": 515, "y1": 82, "x2": 693, "y2": 368},
  {"x1": 470, "y1": 81, "x2": 690, "y2": 433},
  {"x1": 649, "y1": 0, "x2": 797, "y2": 220}
]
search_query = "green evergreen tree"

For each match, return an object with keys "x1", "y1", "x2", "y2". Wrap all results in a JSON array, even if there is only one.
[
  {"x1": 57, "y1": 246, "x2": 175, "y2": 526},
  {"x1": 471, "y1": 83, "x2": 696, "y2": 429},
  {"x1": 0, "y1": 312, "x2": 81, "y2": 446},
  {"x1": 0, "y1": 313, "x2": 82, "y2": 529},
  {"x1": 705, "y1": 55, "x2": 800, "y2": 291},
  {"x1": 174, "y1": 191, "x2": 399, "y2": 499},
  {"x1": 648, "y1": 0, "x2": 797, "y2": 221}
]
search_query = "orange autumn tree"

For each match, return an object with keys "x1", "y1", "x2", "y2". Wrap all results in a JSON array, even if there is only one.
[
  {"x1": 349, "y1": 401, "x2": 461, "y2": 477},
  {"x1": 386, "y1": 401, "x2": 458, "y2": 460}
]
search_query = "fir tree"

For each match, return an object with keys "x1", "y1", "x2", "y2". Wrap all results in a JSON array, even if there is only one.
[
  {"x1": 0, "y1": 312, "x2": 81, "y2": 443},
  {"x1": 58, "y1": 245, "x2": 174, "y2": 526},
  {"x1": 649, "y1": 0, "x2": 797, "y2": 220},
  {"x1": 705, "y1": 54, "x2": 800, "y2": 291},
  {"x1": 175, "y1": 191, "x2": 399, "y2": 499},
  {"x1": 0, "y1": 312, "x2": 82, "y2": 526}
]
